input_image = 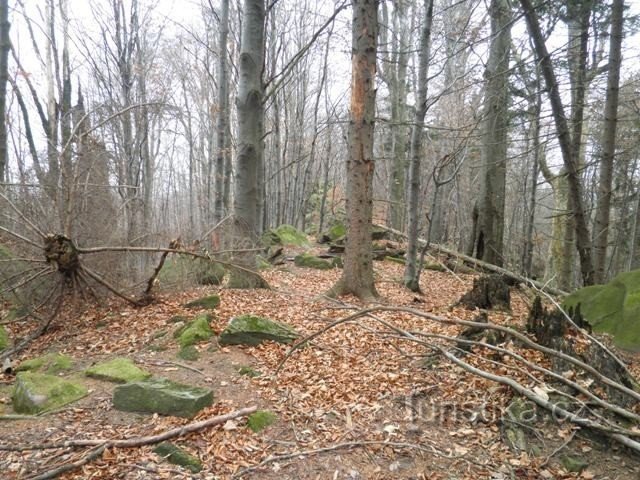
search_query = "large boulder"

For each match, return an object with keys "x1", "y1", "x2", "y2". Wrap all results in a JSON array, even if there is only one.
[
  {"x1": 16, "y1": 353, "x2": 73, "y2": 375},
  {"x1": 195, "y1": 261, "x2": 226, "y2": 286},
  {"x1": 563, "y1": 269, "x2": 640, "y2": 350},
  {"x1": 219, "y1": 314, "x2": 299, "y2": 346},
  {"x1": 174, "y1": 314, "x2": 213, "y2": 348},
  {"x1": 12, "y1": 372, "x2": 87, "y2": 414},
  {"x1": 85, "y1": 357, "x2": 151, "y2": 384},
  {"x1": 294, "y1": 253, "x2": 334, "y2": 270},
  {"x1": 112, "y1": 377, "x2": 213, "y2": 418},
  {"x1": 0, "y1": 325, "x2": 8, "y2": 352},
  {"x1": 318, "y1": 222, "x2": 346, "y2": 244}
]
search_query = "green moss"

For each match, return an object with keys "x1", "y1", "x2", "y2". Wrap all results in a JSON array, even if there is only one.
[
  {"x1": 153, "y1": 442, "x2": 202, "y2": 473},
  {"x1": 560, "y1": 455, "x2": 588, "y2": 473},
  {"x1": 294, "y1": 253, "x2": 333, "y2": 270},
  {"x1": 16, "y1": 353, "x2": 73, "y2": 375},
  {"x1": 0, "y1": 325, "x2": 8, "y2": 352},
  {"x1": 563, "y1": 269, "x2": 640, "y2": 350},
  {"x1": 85, "y1": 357, "x2": 151, "y2": 384},
  {"x1": 247, "y1": 410, "x2": 277, "y2": 432},
  {"x1": 238, "y1": 366, "x2": 261, "y2": 378},
  {"x1": 184, "y1": 295, "x2": 220, "y2": 310},
  {"x1": 12, "y1": 372, "x2": 88, "y2": 414},
  {"x1": 178, "y1": 314, "x2": 213, "y2": 348},
  {"x1": 195, "y1": 261, "x2": 225, "y2": 286},
  {"x1": 177, "y1": 345, "x2": 200, "y2": 361},
  {"x1": 266, "y1": 225, "x2": 309, "y2": 247},
  {"x1": 219, "y1": 314, "x2": 299, "y2": 346}
]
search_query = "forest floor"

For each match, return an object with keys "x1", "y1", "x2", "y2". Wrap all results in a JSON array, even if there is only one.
[{"x1": 1, "y1": 252, "x2": 640, "y2": 479}]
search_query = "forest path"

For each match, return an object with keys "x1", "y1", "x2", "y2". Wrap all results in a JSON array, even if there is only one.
[{"x1": 1, "y1": 260, "x2": 639, "y2": 479}]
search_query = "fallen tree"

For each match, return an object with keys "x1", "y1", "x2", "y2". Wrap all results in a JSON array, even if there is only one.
[{"x1": 375, "y1": 224, "x2": 568, "y2": 296}]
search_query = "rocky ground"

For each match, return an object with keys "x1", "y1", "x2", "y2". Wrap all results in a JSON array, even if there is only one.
[{"x1": 1, "y1": 255, "x2": 640, "y2": 479}]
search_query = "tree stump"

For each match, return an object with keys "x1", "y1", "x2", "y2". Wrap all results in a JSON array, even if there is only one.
[{"x1": 458, "y1": 274, "x2": 510, "y2": 310}]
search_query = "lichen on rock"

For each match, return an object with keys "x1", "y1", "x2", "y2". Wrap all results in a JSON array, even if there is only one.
[
  {"x1": 85, "y1": 357, "x2": 151, "y2": 384},
  {"x1": 219, "y1": 314, "x2": 299, "y2": 346},
  {"x1": 12, "y1": 372, "x2": 87, "y2": 414}
]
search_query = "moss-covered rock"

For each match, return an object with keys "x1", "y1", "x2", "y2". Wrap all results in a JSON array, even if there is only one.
[
  {"x1": 318, "y1": 222, "x2": 347, "y2": 244},
  {"x1": 560, "y1": 455, "x2": 588, "y2": 473},
  {"x1": 563, "y1": 269, "x2": 640, "y2": 350},
  {"x1": 264, "y1": 224, "x2": 309, "y2": 247},
  {"x1": 16, "y1": 353, "x2": 73, "y2": 375},
  {"x1": 85, "y1": 357, "x2": 151, "y2": 384},
  {"x1": 294, "y1": 253, "x2": 334, "y2": 270},
  {"x1": 247, "y1": 410, "x2": 277, "y2": 432},
  {"x1": 195, "y1": 261, "x2": 226, "y2": 286},
  {"x1": 219, "y1": 314, "x2": 299, "y2": 346},
  {"x1": 0, "y1": 325, "x2": 8, "y2": 352},
  {"x1": 153, "y1": 442, "x2": 202, "y2": 473},
  {"x1": 177, "y1": 345, "x2": 200, "y2": 361},
  {"x1": 12, "y1": 372, "x2": 87, "y2": 414},
  {"x1": 238, "y1": 366, "x2": 261, "y2": 378},
  {"x1": 112, "y1": 377, "x2": 213, "y2": 418},
  {"x1": 184, "y1": 294, "x2": 220, "y2": 310},
  {"x1": 176, "y1": 314, "x2": 213, "y2": 348}
]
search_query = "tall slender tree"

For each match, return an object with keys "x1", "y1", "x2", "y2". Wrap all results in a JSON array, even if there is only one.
[
  {"x1": 214, "y1": 0, "x2": 230, "y2": 225},
  {"x1": 404, "y1": 0, "x2": 434, "y2": 292},
  {"x1": 0, "y1": 0, "x2": 9, "y2": 183},
  {"x1": 593, "y1": 0, "x2": 625, "y2": 283},
  {"x1": 329, "y1": 0, "x2": 379, "y2": 300}
]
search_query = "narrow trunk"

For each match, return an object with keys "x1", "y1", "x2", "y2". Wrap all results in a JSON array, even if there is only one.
[
  {"x1": 214, "y1": 0, "x2": 230, "y2": 224},
  {"x1": 0, "y1": 0, "x2": 9, "y2": 182},
  {"x1": 403, "y1": 0, "x2": 434, "y2": 292},
  {"x1": 593, "y1": 0, "x2": 624, "y2": 283}
]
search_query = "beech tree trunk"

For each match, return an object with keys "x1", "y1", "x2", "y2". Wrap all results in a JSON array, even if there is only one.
[
  {"x1": 404, "y1": 0, "x2": 434, "y2": 292},
  {"x1": 228, "y1": 0, "x2": 267, "y2": 288},
  {"x1": 471, "y1": 0, "x2": 511, "y2": 267},
  {"x1": 214, "y1": 0, "x2": 230, "y2": 225},
  {"x1": 330, "y1": 0, "x2": 379, "y2": 301},
  {"x1": 593, "y1": 0, "x2": 624, "y2": 284}
]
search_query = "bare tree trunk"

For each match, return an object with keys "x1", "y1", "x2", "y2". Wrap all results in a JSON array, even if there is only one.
[
  {"x1": 228, "y1": 0, "x2": 267, "y2": 289},
  {"x1": 520, "y1": 0, "x2": 595, "y2": 286},
  {"x1": 0, "y1": 0, "x2": 9, "y2": 183},
  {"x1": 214, "y1": 0, "x2": 230, "y2": 225},
  {"x1": 329, "y1": 0, "x2": 379, "y2": 301},
  {"x1": 404, "y1": 0, "x2": 434, "y2": 292},
  {"x1": 593, "y1": 0, "x2": 624, "y2": 283},
  {"x1": 471, "y1": 0, "x2": 511, "y2": 267}
]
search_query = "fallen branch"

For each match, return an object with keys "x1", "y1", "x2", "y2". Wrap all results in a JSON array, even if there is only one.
[
  {"x1": 376, "y1": 224, "x2": 568, "y2": 296},
  {"x1": 28, "y1": 444, "x2": 107, "y2": 480},
  {"x1": 232, "y1": 440, "x2": 454, "y2": 478},
  {"x1": 0, "y1": 406, "x2": 258, "y2": 452}
]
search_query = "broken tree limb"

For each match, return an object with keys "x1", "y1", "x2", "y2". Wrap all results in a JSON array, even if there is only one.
[
  {"x1": 375, "y1": 224, "x2": 568, "y2": 296},
  {"x1": 0, "y1": 406, "x2": 258, "y2": 452}
]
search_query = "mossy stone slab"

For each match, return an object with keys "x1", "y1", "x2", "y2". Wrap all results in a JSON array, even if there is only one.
[
  {"x1": 16, "y1": 353, "x2": 73, "y2": 375},
  {"x1": 12, "y1": 372, "x2": 87, "y2": 414},
  {"x1": 85, "y1": 357, "x2": 151, "y2": 384},
  {"x1": 177, "y1": 314, "x2": 213, "y2": 348},
  {"x1": 184, "y1": 295, "x2": 220, "y2": 310},
  {"x1": 153, "y1": 442, "x2": 202, "y2": 473},
  {"x1": 563, "y1": 269, "x2": 640, "y2": 350},
  {"x1": 0, "y1": 325, "x2": 8, "y2": 352},
  {"x1": 294, "y1": 253, "x2": 333, "y2": 270},
  {"x1": 112, "y1": 377, "x2": 213, "y2": 418},
  {"x1": 177, "y1": 345, "x2": 200, "y2": 361},
  {"x1": 219, "y1": 314, "x2": 299, "y2": 346}
]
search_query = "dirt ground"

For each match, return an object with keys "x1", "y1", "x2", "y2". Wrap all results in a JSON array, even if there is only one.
[{"x1": 1, "y1": 259, "x2": 640, "y2": 479}]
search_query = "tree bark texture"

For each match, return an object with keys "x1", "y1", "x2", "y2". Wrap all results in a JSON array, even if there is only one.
[
  {"x1": 593, "y1": 0, "x2": 624, "y2": 284},
  {"x1": 331, "y1": 0, "x2": 379, "y2": 300},
  {"x1": 472, "y1": 0, "x2": 511, "y2": 267}
]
